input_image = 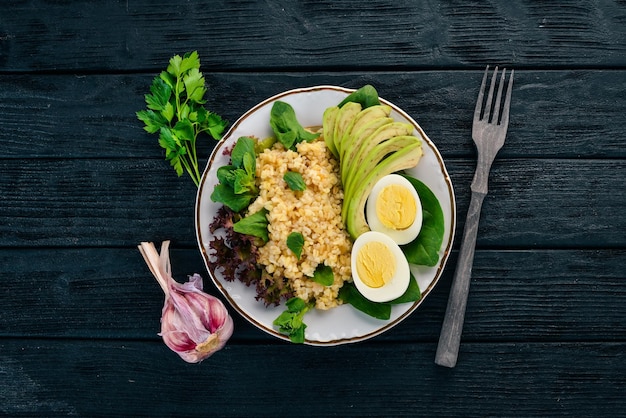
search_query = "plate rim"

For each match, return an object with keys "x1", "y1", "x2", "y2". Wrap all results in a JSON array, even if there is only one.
[{"x1": 195, "y1": 85, "x2": 456, "y2": 346}]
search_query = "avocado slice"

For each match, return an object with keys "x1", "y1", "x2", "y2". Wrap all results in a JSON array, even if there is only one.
[
  {"x1": 322, "y1": 106, "x2": 340, "y2": 158},
  {"x1": 340, "y1": 117, "x2": 393, "y2": 176},
  {"x1": 341, "y1": 121, "x2": 414, "y2": 187},
  {"x1": 339, "y1": 105, "x2": 392, "y2": 161},
  {"x1": 332, "y1": 102, "x2": 362, "y2": 156},
  {"x1": 343, "y1": 142, "x2": 423, "y2": 238},
  {"x1": 342, "y1": 135, "x2": 422, "y2": 198}
]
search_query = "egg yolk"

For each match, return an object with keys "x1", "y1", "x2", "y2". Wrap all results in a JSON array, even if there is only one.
[
  {"x1": 375, "y1": 184, "x2": 417, "y2": 230},
  {"x1": 356, "y1": 241, "x2": 396, "y2": 288}
]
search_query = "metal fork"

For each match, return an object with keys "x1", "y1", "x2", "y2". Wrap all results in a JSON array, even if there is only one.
[{"x1": 435, "y1": 66, "x2": 514, "y2": 368}]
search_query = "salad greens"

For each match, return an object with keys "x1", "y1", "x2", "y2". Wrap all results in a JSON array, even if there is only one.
[
  {"x1": 312, "y1": 264, "x2": 334, "y2": 286},
  {"x1": 211, "y1": 136, "x2": 259, "y2": 212},
  {"x1": 337, "y1": 84, "x2": 381, "y2": 109},
  {"x1": 207, "y1": 86, "x2": 445, "y2": 344},
  {"x1": 233, "y1": 209, "x2": 269, "y2": 243},
  {"x1": 137, "y1": 51, "x2": 228, "y2": 187},
  {"x1": 273, "y1": 297, "x2": 312, "y2": 343},
  {"x1": 400, "y1": 176, "x2": 445, "y2": 266},
  {"x1": 283, "y1": 171, "x2": 306, "y2": 191},
  {"x1": 270, "y1": 101, "x2": 320, "y2": 150},
  {"x1": 286, "y1": 232, "x2": 305, "y2": 259},
  {"x1": 338, "y1": 273, "x2": 422, "y2": 320}
]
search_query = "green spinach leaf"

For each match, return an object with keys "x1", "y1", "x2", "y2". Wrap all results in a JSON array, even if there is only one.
[
  {"x1": 400, "y1": 176, "x2": 445, "y2": 267},
  {"x1": 338, "y1": 283, "x2": 391, "y2": 320},
  {"x1": 388, "y1": 272, "x2": 422, "y2": 304},
  {"x1": 339, "y1": 273, "x2": 422, "y2": 320},
  {"x1": 338, "y1": 84, "x2": 381, "y2": 109}
]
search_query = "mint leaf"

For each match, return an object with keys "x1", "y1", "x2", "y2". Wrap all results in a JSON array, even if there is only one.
[
  {"x1": 211, "y1": 136, "x2": 260, "y2": 211},
  {"x1": 233, "y1": 168, "x2": 256, "y2": 194},
  {"x1": 231, "y1": 136, "x2": 256, "y2": 168},
  {"x1": 286, "y1": 296, "x2": 308, "y2": 313},
  {"x1": 216, "y1": 165, "x2": 237, "y2": 187},
  {"x1": 273, "y1": 297, "x2": 312, "y2": 343},
  {"x1": 210, "y1": 184, "x2": 255, "y2": 213},
  {"x1": 283, "y1": 171, "x2": 306, "y2": 191},
  {"x1": 286, "y1": 232, "x2": 304, "y2": 259},
  {"x1": 243, "y1": 152, "x2": 255, "y2": 177},
  {"x1": 270, "y1": 101, "x2": 319, "y2": 150},
  {"x1": 312, "y1": 264, "x2": 334, "y2": 286}
]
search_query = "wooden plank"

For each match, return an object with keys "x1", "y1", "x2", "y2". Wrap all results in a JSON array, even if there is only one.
[
  {"x1": 1, "y1": 1, "x2": 626, "y2": 72},
  {"x1": 1, "y1": 70, "x2": 625, "y2": 160},
  {"x1": 1, "y1": 339, "x2": 624, "y2": 416},
  {"x1": 0, "y1": 158, "x2": 623, "y2": 248},
  {"x1": 0, "y1": 158, "x2": 197, "y2": 247},
  {"x1": 2, "y1": 248, "x2": 624, "y2": 343}
]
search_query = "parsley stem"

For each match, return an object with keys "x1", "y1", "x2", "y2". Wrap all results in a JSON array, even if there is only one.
[{"x1": 180, "y1": 155, "x2": 199, "y2": 187}]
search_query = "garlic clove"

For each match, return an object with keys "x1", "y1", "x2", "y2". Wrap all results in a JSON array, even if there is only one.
[{"x1": 138, "y1": 241, "x2": 233, "y2": 363}]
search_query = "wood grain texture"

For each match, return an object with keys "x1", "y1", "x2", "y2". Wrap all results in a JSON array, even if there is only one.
[
  {"x1": 1, "y1": 0, "x2": 625, "y2": 413},
  {"x1": 1, "y1": 1, "x2": 626, "y2": 72},
  {"x1": 1, "y1": 70, "x2": 625, "y2": 160},
  {"x1": 0, "y1": 158, "x2": 623, "y2": 248},
  {"x1": 2, "y1": 248, "x2": 624, "y2": 343},
  {"x1": 1, "y1": 340, "x2": 624, "y2": 416}
]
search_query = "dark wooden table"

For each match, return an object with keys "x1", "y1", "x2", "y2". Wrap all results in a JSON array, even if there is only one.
[{"x1": 2, "y1": 1, "x2": 625, "y2": 416}]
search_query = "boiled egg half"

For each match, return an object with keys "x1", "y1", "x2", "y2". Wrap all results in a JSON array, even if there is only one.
[
  {"x1": 350, "y1": 231, "x2": 410, "y2": 302},
  {"x1": 365, "y1": 174, "x2": 423, "y2": 245}
]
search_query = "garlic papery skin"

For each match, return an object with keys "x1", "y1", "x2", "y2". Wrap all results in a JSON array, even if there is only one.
[{"x1": 138, "y1": 241, "x2": 234, "y2": 363}]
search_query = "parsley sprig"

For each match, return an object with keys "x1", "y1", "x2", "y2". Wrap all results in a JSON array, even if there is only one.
[{"x1": 137, "y1": 51, "x2": 228, "y2": 187}]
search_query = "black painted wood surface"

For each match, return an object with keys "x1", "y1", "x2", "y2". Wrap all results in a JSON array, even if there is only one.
[{"x1": 1, "y1": 1, "x2": 625, "y2": 416}]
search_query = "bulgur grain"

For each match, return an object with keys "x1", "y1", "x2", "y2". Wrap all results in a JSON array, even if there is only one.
[{"x1": 247, "y1": 138, "x2": 352, "y2": 310}]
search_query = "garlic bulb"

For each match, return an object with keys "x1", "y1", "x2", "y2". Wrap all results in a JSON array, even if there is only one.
[{"x1": 138, "y1": 241, "x2": 233, "y2": 363}]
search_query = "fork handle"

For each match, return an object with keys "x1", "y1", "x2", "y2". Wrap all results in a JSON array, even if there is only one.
[{"x1": 435, "y1": 189, "x2": 486, "y2": 367}]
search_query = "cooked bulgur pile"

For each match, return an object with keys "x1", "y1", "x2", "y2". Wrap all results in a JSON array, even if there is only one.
[{"x1": 246, "y1": 138, "x2": 353, "y2": 310}]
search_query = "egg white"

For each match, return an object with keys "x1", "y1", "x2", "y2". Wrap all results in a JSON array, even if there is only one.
[
  {"x1": 350, "y1": 231, "x2": 411, "y2": 303},
  {"x1": 365, "y1": 174, "x2": 423, "y2": 245}
]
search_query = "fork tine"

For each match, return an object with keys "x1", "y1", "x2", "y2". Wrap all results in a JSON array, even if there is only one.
[
  {"x1": 474, "y1": 65, "x2": 489, "y2": 122},
  {"x1": 500, "y1": 69, "x2": 514, "y2": 128},
  {"x1": 483, "y1": 66, "x2": 498, "y2": 122},
  {"x1": 491, "y1": 68, "x2": 506, "y2": 124}
]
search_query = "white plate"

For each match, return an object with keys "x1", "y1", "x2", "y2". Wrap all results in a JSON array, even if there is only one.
[{"x1": 195, "y1": 85, "x2": 456, "y2": 346}]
